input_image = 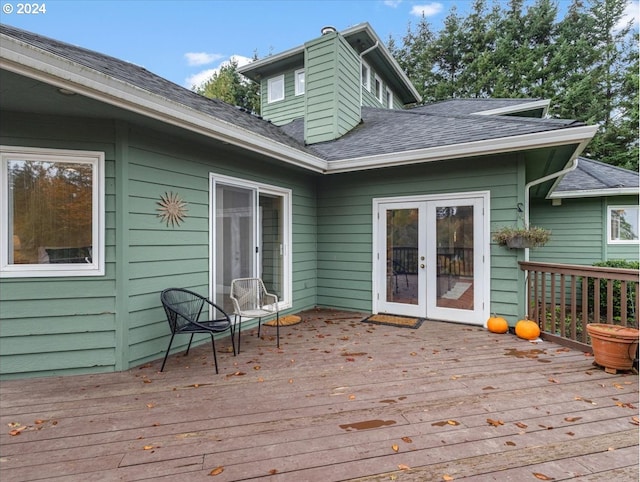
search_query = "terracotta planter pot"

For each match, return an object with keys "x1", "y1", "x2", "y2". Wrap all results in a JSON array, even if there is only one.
[{"x1": 586, "y1": 323, "x2": 639, "y2": 374}]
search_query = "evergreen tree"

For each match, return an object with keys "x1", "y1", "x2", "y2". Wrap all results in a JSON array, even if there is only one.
[
  {"x1": 431, "y1": 6, "x2": 465, "y2": 99},
  {"x1": 196, "y1": 58, "x2": 260, "y2": 114}
]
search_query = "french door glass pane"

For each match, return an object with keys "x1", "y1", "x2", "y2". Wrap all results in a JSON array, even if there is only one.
[
  {"x1": 215, "y1": 183, "x2": 254, "y2": 312},
  {"x1": 436, "y1": 205, "x2": 474, "y2": 310},
  {"x1": 386, "y1": 208, "x2": 418, "y2": 305}
]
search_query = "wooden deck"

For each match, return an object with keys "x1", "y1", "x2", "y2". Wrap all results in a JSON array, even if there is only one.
[{"x1": 1, "y1": 308, "x2": 638, "y2": 481}]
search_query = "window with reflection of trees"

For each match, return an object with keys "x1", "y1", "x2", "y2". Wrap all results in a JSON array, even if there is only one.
[
  {"x1": 8, "y1": 160, "x2": 93, "y2": 264},
  {"x1": 609, "y1": 207, "x2": 639, "y2": 243}
]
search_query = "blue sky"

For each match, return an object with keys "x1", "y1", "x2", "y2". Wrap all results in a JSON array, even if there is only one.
[{"x1": 1, "y1": 0, "x2": 638, "y2": 89}]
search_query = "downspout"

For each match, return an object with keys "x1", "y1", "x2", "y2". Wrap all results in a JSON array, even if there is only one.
[
  {"x1": 359, "y1": 41, "x2": 379, "y2": 106},
  {"x1": 523, "y1": 157, "x2": 579, "y2": 261}
]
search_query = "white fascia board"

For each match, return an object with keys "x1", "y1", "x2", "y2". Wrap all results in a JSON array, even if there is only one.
[
  {"x1": 549, "y1": 187, "x2": 639, "y2": 199},
  {"x1": 326, "y1": 124, "x2": 598, "y2": 174},
  {"x1": 1, "y1": 36, "x2": 327, "y2": 173},
  {"x1": 473, "y1": 99, "x2": 550, "y2": 117}
]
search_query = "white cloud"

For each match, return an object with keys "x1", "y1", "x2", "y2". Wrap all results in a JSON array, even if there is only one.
[
  {"x1": 383, "y1": 0, "x2": 402, "y2": 7},
  {"x1": 184, "y1": 52, "x2": 224, "y2": 66},
  {"x1": 411, "y1": 2, "x2": 443, "y2": 17},
  {"x1": 616, "y1": 1, "x2": 639, "y2": 31},
  {"x1": 186, "y1": 55, "x2": 253, "y2": 89}
]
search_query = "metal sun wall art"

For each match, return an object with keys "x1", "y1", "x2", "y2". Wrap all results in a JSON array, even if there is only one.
[{"x1": 157, "y1": 191, "x2": 188, "y2": 227}]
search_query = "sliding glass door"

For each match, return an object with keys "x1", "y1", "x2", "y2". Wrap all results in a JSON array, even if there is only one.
[{"x1": 211, "y1": 175, "x2": 291, "y2": 312}]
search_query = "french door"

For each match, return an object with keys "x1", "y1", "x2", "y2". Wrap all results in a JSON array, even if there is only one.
[
  {"x1": 374, "y1": 193, "x2": 488, "y2": 325},
  {"x1": 210, "y1": 175, "x2": 291, "y2": 313}
]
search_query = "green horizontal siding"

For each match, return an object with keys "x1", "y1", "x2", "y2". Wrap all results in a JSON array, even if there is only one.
[
  {"x1": 316, "y1": 155, "x2": 525, "y2": 322},
  {"x1": 0, "y1": 112, "x2": 118, "y2": 380}
]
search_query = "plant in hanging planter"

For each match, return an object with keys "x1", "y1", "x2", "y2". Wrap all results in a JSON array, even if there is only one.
[{"x1": 493, "y1": 225, "x2": 551, "y2": 249}]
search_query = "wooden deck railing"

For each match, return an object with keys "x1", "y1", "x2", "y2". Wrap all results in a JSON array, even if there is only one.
[{"x1": 519, "y1": 261, "x2": 639, "y2": 352}]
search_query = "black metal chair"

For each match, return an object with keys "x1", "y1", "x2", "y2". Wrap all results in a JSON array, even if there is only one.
[{"x1": 160, "y1": 288, "x2": 236, "y2": 374}]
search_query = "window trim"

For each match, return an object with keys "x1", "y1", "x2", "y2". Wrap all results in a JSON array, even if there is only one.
[
  {"x1": 385, "y1": 87, "x2": 393, "y2": 109},
  {"x1": 294, "y1": 69, "x2": 305, "y2": 96},
  {"x1": 607, "y1": 205, "x2": 639, "y2": 244},
  {"x1": 267, "y1": 74, "x2": 285, "y2": 103},
  {"x1": 374, "y1": 74, "x2": 383, "y2": 103},
  {"x1": 0, "y1": 145, "x2": 105, "y2": 278},
  {"x1": 361, "y1": 61, "x2": 371, "y2": 91}
]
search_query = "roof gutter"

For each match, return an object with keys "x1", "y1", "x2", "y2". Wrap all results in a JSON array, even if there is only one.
[{"x1": 359, "y1": 41, "x2": 379, "y2": 107}]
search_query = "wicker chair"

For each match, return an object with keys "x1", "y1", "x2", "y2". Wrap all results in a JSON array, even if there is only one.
[
  {"x1": 160, "y1": 288, "x2": 235, "y2": 374},
  {"x1": 229, "y1": 278, "x2": 280, "y2": 353}
]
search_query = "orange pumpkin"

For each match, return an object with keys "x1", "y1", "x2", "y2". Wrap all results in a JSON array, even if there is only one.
[
  {"x1": 487, "y1": 315, "x2": 509, "y2": 334},
  {"x1": 515, "y1": 319, "x2": 541, "y2": 340}
]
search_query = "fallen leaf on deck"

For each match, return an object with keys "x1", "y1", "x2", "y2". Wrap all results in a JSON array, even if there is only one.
[
  {"x1": 392, "y1": 444, "x2": 399, "y2": 452},
  {"x1": 564, "y1": 417, "x2": 581, "y2": 422},
  {"x1": 443, "y1": 475, "x2": 454, "y2": 481},
  {"x1": 143, "y1": 445, "x2": 154, "y2": 450},
  {"x1": 268, "y1": 469, "x2": 278, "y2": 475},
  {"x1": 146, "y1": 403, "x2": 155, "y2": 408},
  {"x1": 514, "y1": 422, "x2": 528, "y2": 429},
  {"x1": 447, "y1": 420, "x2": 460, "y2": 426},
  {"x1": 9, "y1": 426, "x2": 26, "y2": 436},
  {"x1": 505, "y1": 441, "x2": 516, "y2": 446},
  {"x1": 209, "y1": 466, "x2": 224, "y2": 476},
  {"x1": 631, "y1": 416, "x2": 639, "y2": 425},
  {"x1": 349, "y1": 394, "x2": 356, "y2": 400},
  {"x1": 487, "y1": 418, "x2": 504, "y2": 427},
  {"x1": 402, "y1": 436, "x2": 413, "y2": 443},
  {"x1": 398, "y1": 464, "x2": 411, "y2": 470},
  {"x1": 533, "y1": 472, "x2": 555, "y2": 480},
  {"x1": 548, "y1": 378, "x2": 558, "y2": 383}
]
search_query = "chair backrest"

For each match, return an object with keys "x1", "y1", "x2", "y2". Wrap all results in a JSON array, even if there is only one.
[
  {"x1": 161, "y1": 288, "x2": 206, "y2": 333},
  {"x1": 230, "y1": 278, "x2": 268, "y2": 312}
]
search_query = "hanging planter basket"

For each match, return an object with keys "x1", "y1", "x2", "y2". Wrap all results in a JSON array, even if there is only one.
[
  {"x1": 506, "y1": 235, "x2": 536, "y2": 249},
  {"x1": 493, "y1": 226, "x2": 551, "y2": 249},
  {"x1": 586, "y1": 323, "x2": 639, "y2": 374}
]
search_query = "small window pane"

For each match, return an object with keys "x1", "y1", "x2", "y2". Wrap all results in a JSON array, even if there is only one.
[
  {"x1": 295, "y1": 70, "x2": 305, "y2": 95},
  {"x1": 374, "y1": 75, "x2": 382, "y2": 102},
  {"x1": 361, "y1": 62, "x2": 370, "y2": 91},
  {"x1": 268, "y1": 75, "x2": 284, "y2": 103},
  {"x1": 609, "y1": 207, "x2": 639, "y2": 242},
  {"x1": 8, "y1": 159, "x2": 93, "y2": 264}
]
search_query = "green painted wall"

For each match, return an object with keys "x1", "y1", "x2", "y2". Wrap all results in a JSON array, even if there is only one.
[
  {"x1": 260, "y1": 69, "x2": 305, "y2": 126},
  {"x1": 0, "y1": 111, "x2": 319, "y2": 379},
  {"x1": 0, "y1": 112, "x2": 118, "y2": 379},
  {"x1": 315, "y1": 154, "x2": 526, "y2": 325},
  {"x1": 530, "y1": 195, "x2": 640, "y2": 264},
  {"x1": 304, "y1": 32, "x2": 361, "y2": 144}
]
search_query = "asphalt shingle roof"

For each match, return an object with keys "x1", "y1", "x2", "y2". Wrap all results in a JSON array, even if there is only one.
[
  {"x1": 280, "y1": 107, "x2": 583, "y2": 161},
  {"x1": 556, "y1": 157, "x2": 639, "y2": 192},
  {"x1": 411, "y1": 98, "x2": 544, "y2": 115},
  {"x1": 0, "y1": 24, "x2": 313, "y2": 155},
  {"x1": 2, "y1": 24, "x2": 589, "y2": 165}
]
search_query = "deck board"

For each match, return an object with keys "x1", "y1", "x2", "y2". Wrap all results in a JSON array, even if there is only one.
[{"x1": 1, "y1": 308, "x2": 637, "y2": 481}]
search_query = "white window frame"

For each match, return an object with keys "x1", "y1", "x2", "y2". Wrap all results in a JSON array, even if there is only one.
[
  {"x1": 0, "y1": 145, "x2": 105, "y2": 278},
  {"x1": 374, "y1": 74, "x2": 383, "y2": 103},
  {"x1": 209, "y1": 172, "x2": 293, "y2": 310},
  {"x1": 267, "y1": 74, "x2": 285, "y2": 103},
  {"x1": 361, "y1": 61, "x2": 371, "y2": 91},
  {"x1": 294, "y1": 69, "x2": 305, "y2": 96},
  {"x1": 607, "y1": 205, "x2": 639, "y2": 244},
  {"x1": 385, "y1": 87, "x2": 393, "y2": 109}
]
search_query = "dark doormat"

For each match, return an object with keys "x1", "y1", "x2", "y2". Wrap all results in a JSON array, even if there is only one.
[{"x1": 362, "y1": 314, "x2": 425, "y2": 329}]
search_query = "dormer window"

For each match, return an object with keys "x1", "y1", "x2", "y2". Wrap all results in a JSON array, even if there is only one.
[
  {"x1": 294, "y1": 69, "x2": 305, "y2": 96},
  {"x1": 374, "y1": 74, "x2": 382, "y2": 103},
  {"x1": 267, "y1": 75, "x2": 285, "y2": 103},
  {"x1": 385, "y1": 88, "x2": 393, "y2": 109},
  {"x1": 361, "y1": 62, "x2": 371, "y2": 91}
]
